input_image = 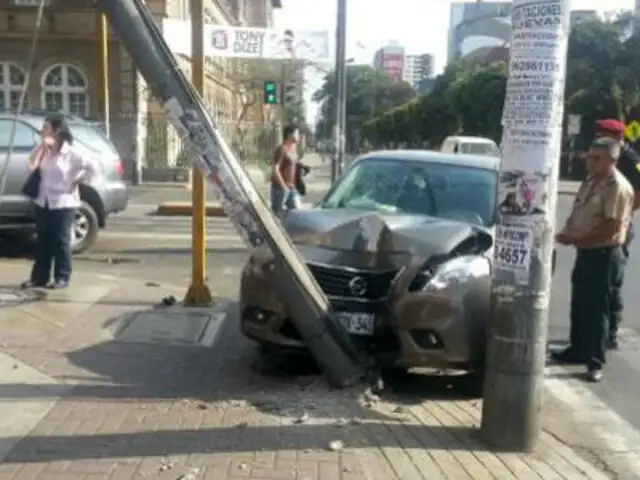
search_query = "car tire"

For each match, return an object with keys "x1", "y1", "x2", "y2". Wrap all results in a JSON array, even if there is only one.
[{"x1": 71, "y1": 201, "x2": 99, "y2": 254}]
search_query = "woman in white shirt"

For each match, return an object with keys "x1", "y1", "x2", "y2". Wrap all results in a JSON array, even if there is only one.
[{"x1": 21, "y1": 115, "x2": 96, "y2": 290}]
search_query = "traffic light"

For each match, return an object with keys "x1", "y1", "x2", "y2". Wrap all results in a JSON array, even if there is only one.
[{"x1": 263, "y1": 80, "x2": 278, "y2": 105}]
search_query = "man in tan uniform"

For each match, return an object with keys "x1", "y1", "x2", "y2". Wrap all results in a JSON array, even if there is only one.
[{"x1": 554, "y1": 137, "x2": 633, "y2": 382}]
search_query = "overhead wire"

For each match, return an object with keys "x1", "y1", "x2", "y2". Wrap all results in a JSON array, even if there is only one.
[{"x1": 0, "y1": 0, "x2": 47, "y2": 207}]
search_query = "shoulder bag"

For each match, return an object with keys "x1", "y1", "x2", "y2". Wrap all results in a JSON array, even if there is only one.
[{"x1": 21, "y1": 148, "x2": 44, "y2": 199}]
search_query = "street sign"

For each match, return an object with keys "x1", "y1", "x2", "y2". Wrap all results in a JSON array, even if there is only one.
[
  {"x1": 567, "y1": 114, "x2": 581, "y2": 135},
  {"x1": 625, "y1": 120, "x2": 640, "y2": 143}
]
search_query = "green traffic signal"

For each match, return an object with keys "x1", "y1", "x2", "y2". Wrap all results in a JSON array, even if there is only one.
[{"x1": 264, "y1": 80, "x2": 277, "y2": 104}]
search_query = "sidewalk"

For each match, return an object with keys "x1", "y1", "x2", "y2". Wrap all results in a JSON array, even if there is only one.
[{"x1": 0, "y1": 261, "x2": 610, "y2": 479}]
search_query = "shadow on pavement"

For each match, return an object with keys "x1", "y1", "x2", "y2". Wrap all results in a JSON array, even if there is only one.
[{"x1": 0, "y1": 423, "x2": 479, "y2": 463}]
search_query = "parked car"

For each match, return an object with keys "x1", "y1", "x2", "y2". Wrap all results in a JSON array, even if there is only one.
[
  {"x1": 240, "y1": 150, "x2": 500, "y2": 376},
  {"x1": 0, "y1": 111, "x2": 129, "y2": 253},
  {"x1": 441, "y1": 135, "x2": 500, "y2": 157}
]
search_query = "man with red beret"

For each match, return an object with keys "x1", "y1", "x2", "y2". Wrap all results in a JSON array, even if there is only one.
[
  {"x1": 595, "y1": 119, "x2": 640, "y2": 348},
  {"x1": 554, "y1": 119, "x2": 640, "y2": 372}
]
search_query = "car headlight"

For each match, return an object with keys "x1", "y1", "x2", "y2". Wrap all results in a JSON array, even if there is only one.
[{"x1": 421, "y1": 255, "x2": 490, "y2": 293}]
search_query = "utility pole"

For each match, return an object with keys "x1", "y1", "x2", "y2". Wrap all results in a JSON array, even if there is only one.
[
  {"x1": 184, "y1": 0, "x2": 213, "y2": 307},
  {"x1": 280, "y1": 60, "x2": 287, "y2": 125},
  {"x1": 481, "y1": 0, "x2": 570, "y2": 452},
  {"x1": 331, "y1": 0, "x2": 347, "y2": 182},
  {"x1": 98, "y1": 14, "x2": 110, "y2": 139}
]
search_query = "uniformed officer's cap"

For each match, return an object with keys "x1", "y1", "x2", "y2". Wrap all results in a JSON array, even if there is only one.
[{"x1": 595, "y1": 118, "x2": 625, "y2": 135}]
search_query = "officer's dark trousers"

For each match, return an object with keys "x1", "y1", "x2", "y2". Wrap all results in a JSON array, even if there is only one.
[
  {"x1": 609, "y1": 227, "x2": 632, "y2": 341},
  {"x1": 570, "y1": 246, "x2": 624, "y2": 370}
]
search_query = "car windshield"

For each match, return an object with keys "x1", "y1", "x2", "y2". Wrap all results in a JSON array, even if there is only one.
[
  {"x1": 69, "y1": 123, "x2": 118, "y2": 156},
  {"x1": 321, "y1": 157, "x2": 498, "y2": 227},
  {"x1": 460, "y1": 142, "x2": 499, "y2": 156}
]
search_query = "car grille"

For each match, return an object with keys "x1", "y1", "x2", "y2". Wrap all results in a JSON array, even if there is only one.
[{"x1": 307, "y1": 263, "x2": 397, "y2": 301}]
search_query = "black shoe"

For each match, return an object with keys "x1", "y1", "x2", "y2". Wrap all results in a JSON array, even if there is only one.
[
  {"x1": 551, "y1": 347, "x2": 584, "y2": 365},
  {"x1": 20, "y1": 280, "x2": 47, "y2": 289},
  {"x1": 585, "y1": 368, "x2": 603, "y2": 383},
  {"x1": 607, "y1": 337, "x2": 619, "y2": 350}
]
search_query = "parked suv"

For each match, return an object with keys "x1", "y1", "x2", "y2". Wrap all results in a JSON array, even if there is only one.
[{"x1": 0, "y1": 111, "x2": 129, "y2": 253}]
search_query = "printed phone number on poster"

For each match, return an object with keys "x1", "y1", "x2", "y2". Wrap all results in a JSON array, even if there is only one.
[
  {"x1": 510, "y1": 59, "x2": 561, "y2": 73},
  {"x1": 495, "y1": 243, "x2": 530, "y2": 270}
]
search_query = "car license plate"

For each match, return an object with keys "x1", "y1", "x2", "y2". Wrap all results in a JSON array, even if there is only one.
[{"x1": 337, "y1": 312, "x2": 375, "y2": 335}]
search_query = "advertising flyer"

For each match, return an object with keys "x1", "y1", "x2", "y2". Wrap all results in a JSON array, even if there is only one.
[{"x1": 494, "y1": 225, "x2": 534, "y2": 275}]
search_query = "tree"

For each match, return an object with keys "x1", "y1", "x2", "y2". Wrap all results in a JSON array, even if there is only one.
[
  {"x1": 447, "y1": 62, "x2": 507, "y2": 141},
  {"x1": 313, "y1": 65, "x2": 417, "y2": 151}
]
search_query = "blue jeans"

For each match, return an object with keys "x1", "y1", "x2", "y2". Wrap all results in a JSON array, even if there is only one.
[
  {"x1": 270, "y1": 186, "x2": 300, "y2": 214},
  {"x1": 31, "y1": 204, "x2": 75, "y2": 285}
]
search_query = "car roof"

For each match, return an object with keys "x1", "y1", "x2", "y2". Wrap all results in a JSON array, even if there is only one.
[
  {"x1": 444, "y1": 135, "x2": 496, "y2": 144},
  {"x1": 358, "y1": 149, "x2": 500, "y2": 171}
]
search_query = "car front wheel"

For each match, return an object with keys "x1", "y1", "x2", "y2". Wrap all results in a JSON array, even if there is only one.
[{"x1": 71, "y1": 201, "x2": 99, "y2": 254}]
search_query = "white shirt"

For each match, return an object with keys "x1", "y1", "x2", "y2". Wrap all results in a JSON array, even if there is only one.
[{"x1": 32, "y1": 142, "x2": 97, "y2": 210}]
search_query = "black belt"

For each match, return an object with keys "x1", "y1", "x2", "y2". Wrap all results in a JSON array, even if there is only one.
[{"x1": 577, "y1": 245, "x2": 622, "y2": 254}]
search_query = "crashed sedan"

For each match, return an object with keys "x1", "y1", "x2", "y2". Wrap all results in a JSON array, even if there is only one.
[{"x1": 240, "y1": 150, "x2": 498, "y2": 373}]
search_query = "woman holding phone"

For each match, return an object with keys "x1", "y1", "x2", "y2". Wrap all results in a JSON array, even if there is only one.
[{"x1": 20, "y1": 114, "x2": 97, "y2": 290}]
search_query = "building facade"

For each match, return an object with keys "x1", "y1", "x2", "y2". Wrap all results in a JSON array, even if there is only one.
[
  {"x1": 402, "y1": 53, "x2": 434, "y2": 88},
  {"x1": 373, "y1": 43, "x2": 405, "y2": 82},
  {"x1": 447, "y1": 1, "x2": 511, "y2": 63},
  {"x1": 0, "y1": 0, "x2": 278, "y2": 179}
]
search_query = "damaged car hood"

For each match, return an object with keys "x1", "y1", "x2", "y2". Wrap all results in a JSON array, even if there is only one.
[{"x1": 280, "y1": 209, "x2": 493, "y2": 270}]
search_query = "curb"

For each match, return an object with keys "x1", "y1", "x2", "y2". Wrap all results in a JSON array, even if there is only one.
[{"x1": 154, "y1": 202, "x2": 226, "y2": 217}]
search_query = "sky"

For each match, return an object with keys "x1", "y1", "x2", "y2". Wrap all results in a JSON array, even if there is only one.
[{"x1": 273, "y1": 0, "x2": 636, "y2": 124}]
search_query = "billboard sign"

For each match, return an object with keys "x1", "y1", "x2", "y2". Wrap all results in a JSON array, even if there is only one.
[
  {"x1": 381, "y1": 53, "x2": 404, "y2": 80},
  {"x1": 163, "y1": 19, "x2": 330, "y2": 62}
]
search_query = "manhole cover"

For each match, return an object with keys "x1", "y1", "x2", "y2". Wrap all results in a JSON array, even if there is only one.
[
  {"x1": 115, "y1": 310, "x2": 227, "y2": 346},
  {"x1": 0, "y1": 288, "x2": 45, "y2": 307}
]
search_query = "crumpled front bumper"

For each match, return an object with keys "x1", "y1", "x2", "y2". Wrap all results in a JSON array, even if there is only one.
[{"x1": 239, "y1": 257, "x2": 490, "y2": 369}]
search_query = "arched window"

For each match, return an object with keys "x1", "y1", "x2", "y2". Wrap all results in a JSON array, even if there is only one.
[
  {"x1": 0, "y1": 63, "x2": 27, "y2": 111},
  {"x1": 41, "y1": 63, "x2": 88, "y2": 115}
]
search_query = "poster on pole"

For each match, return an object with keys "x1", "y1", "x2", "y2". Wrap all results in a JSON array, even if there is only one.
[
  {"x1": 163, "y1": 19, "x2": 330, "y2": 62},
  {"x1": 494, "y1": 225, "x2": 534, "y2": 276},
  {"x1": 498, "y1": 169, "x2": 551, "y2": 217}
]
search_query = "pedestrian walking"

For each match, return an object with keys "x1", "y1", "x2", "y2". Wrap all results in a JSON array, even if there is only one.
[
  {"x1": 553, "y1": 137, "x2": 633, "y2": 382},
  {"x1": 20, "y1": 114, "x2": 97, "y2": 290},
  {"x1": 594, "y1": 119, "x2": 640, "y2": 349},
  {"x1": 270, "y1": 124, "x2": 302, "y2": 214}
]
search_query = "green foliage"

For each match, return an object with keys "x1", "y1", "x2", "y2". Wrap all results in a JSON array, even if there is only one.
[
  {"x1": 356, "y1": 12, "x2": 640, "y2": 150},
  {"x1": 314, "y1": 65, "x2": 417, "y2": 151}
]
